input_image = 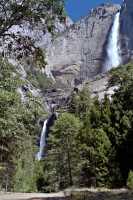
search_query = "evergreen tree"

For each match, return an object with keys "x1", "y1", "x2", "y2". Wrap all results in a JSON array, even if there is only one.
[
  {"x1": 0, "y1": 59, "x2": 45, "y2": 191},
  {"x1": 68, "y1": 91, "x2": 80, "y2": 116},
  {"x1": 78, "y1": 86, "x2": 91, "y2": 120},
  {"x1": 108, "y1": 63, "x2": 133, "y2": 186},
  {"x1": 68, "y1": 86, "x2": 91, "y2": 121},
  {"x1": 90, "y1": 96, "x2": 101, "y2": 129},
  {"x1": 12, "y1": 138, "x2": 37, "y2": 192},
  {"x1": 126, "y1": 170, "x2": 133, "y2": 189},
  {"x1": 100, "y1": 94, "x2": 111, "y2": 132},
  {"x1": 80, "y1": 117, "x2": 113, "y2": 188},
  {"x1": 80, "y1": 95, "x2": 122, "y2": 188},
  {"x1": 45, "y1": 113, "x2": 82, "y2": 190}
]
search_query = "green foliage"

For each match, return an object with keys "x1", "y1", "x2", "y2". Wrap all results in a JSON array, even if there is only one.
[
  {"x1": 26, "y1": 68, "x2": 54, "y2": 90},
  {"x1": 26, "y1": 67, "x2": 66, "y2": 91},
  {"x1": 0, "y1": 1, "x2": 66, "y2": 67},
  {"x1": 0, "y1": 58, "x2": 46, "y2": 191},
  {"x1": 12, "y1": 139, "x2": 37, "y2": 192},
  {"x1": 127, "y1": 171, "x2": 133, "y2": 190},
  {"x1": 108, "y1": 62, "x2": 133, "y2": 87},
  {"x1": 0, "y1": 0, "x2": 66, "y2": 37},
  {"x1": 78, "y1": 86, "x2": 91, "y2": 120},
  {"x1": 24, "y1": 48, "x2": 48, "y2": 69},
  {"x1": 68, "y1": 91, "x2": 80, "y2": 116},
  {"x1": 80, "y1": 121, "x2": 113, "y2": 187},
  {"x1": 68, "y1": 86, "x2": 91, "y2": 120},
  {"x1": 108, "y1": 63, "x2": 133, "y2": 185},
  {"x1": 33, "y1": 48, "x2": 48, "y2": 67},
  {"x1": 1, "y1": 58, "x2": 133, "y2": 191},
  {"x1": 45, "y1": 113, "x2": 82, "y2": 190},
  {"x1": 90, "y1": 96, "x2": 101, "y2": 128}
]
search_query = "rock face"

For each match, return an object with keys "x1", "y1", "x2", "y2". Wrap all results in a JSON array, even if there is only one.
[
  {"x1": 78, "y1": 72, "x2": 118, "y2": 100},
  {"x1": 8, "y1": 16, "x2": 73, "y2": 48},
  {"x1": 44, "y1": 87, "x2": 71, "y2": 113},
  {"x1": 120, "y1": 0, "x2": 133, "y2": 63},
  {"x1": 0, "y1": 16, "x2": 73, "y2": 60},
  {"x1": 46, "y1": 3, "x2": 120, "y2": 86},
  {"x1": 2, "y1": 1, "x2": 133, "y2": 111}
]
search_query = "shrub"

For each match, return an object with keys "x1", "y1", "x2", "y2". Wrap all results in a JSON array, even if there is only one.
[
  {"x1": 26, "y1": 67, "x2": 66, "y2": 91},
  {"x1": 126, "y1": 170, "x2": 133, "y2": 189}
]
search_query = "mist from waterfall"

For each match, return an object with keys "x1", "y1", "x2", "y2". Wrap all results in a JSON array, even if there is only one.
[
  {"x1": 37, "y1": 120, "x2": 47, "y2": 160},
  {"x1": 104, "y1": 11, "x2": 121, "y2": 71}
]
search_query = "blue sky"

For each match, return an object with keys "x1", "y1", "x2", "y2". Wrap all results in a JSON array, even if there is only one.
[{"x1": 65, "y1": 0, "x2": 122, "y2": 22}]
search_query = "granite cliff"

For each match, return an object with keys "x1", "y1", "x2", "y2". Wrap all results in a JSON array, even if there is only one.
[
  {"x1": 120, "y1": 0, "x2": 133, "y2": 63},
  {"x1": 45, "y1": 3, "x2": 120, "y2": 86},
  {"x1": 1, "y1": 1, "x2": 133, "y2": 110}
]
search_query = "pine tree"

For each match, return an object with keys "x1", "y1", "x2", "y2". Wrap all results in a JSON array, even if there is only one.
[
  {"x1": 108, "y1": 63, "x2": 133, "y2": 186},
  {"x1": 45, "y1": 113, "x2": 82, "y2": 190},
  {"x1": 80, "y1": 122, "x2": 112, "y2": 188},
  {"x1": 79, "y1": 95, "x2": 121, "y2": 188},
  {"x1": 90, "y1": 96, "x2": 101, "y2": 129},
  {"x1": 78, "y1": 86, "x2": 91, "y2": 120},
  {"x1": 0, "y1": 59, "x2": 45, "y2": 191},
  {"x1": 68, "y1": 91, "x2": 80, "y2": 116},
  {"x1": 68, "y1": 86, "x2": 91, "y2": 121}
]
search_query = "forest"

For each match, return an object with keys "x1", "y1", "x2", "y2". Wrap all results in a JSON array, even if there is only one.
[{"x1": 0, "y1": 59, "x2": 133, "y2": 192}]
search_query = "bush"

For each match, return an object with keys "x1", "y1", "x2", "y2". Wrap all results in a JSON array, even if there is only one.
[
  {"x1": 30, "y1": 79, "x2": 39, "y2": 88},
  {"x1": 26, "y1": 67, "x2": 66, "y2": 91},
  {"x1": 126, "y1": 170, "x2": 133, "y2": 189}
]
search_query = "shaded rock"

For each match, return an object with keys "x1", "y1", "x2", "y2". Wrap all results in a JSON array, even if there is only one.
[
  {"x1": 46, "y1": 113, "x2": 57, "y2": 136},
  {"x1": 7, "y1": 16, "x2": 73, "y2": 48},
  {"x1": 44, "y1": 87, "x2": 71, "y2": 111},
  {"x1": 120, "y1": 0, "x2": 133, "y2": 63}
]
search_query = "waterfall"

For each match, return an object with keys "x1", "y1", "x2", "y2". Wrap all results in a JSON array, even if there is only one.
[
  {"x1": 104, "y1": 11, "x2": 121, "y2": 71},
  {"x1": 37, "y1": 120, "x2": 47, "y2": 160}
]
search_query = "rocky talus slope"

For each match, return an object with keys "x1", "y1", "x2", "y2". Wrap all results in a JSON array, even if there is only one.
[{"x1": 78, "y1": 72, "x2": 118, "y2": 100}]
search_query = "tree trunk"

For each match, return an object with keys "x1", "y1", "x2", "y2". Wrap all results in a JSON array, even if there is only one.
[{"x1": 67, "y1": 139, "x2": 73, "y2": 186}]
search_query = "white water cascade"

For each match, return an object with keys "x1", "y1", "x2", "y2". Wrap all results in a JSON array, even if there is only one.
[
  {"x1": 104, "y1": 11, "x2": 121, "y2": 71},
  {"x1": 37, "y1": 120, "x2": 47, "y2": 160}
]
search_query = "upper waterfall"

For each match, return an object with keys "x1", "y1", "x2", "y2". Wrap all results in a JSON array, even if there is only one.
[{"x1": 103, "y1": 11, "x2": 121, "y2": 71}]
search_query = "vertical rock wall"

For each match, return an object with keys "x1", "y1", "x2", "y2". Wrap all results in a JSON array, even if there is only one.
[
  {"x1": 46, "y1": 3, "x2": 120, "y2": 86},
  {"x1": 120, "y1": 0, "x2": 133, "y2": 63}
]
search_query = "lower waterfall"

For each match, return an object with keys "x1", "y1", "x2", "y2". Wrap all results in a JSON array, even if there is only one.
[
  {"x1": 37, "y1": 120, "x2": 47, "y2": 160},
  {"x1": 104, "y1": 11, "x2": 121, "y2": 71}
]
